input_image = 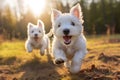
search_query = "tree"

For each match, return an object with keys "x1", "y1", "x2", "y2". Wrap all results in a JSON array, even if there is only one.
[
  {"x1": 16, "y1": 8, "x2": 37, "y2": 39},
  {"x1": 2, "y1": 6, "x2": 17, "y2": 39}
]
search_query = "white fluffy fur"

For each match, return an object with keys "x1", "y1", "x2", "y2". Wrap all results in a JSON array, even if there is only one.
[
  {"x1": 51, "y1": 4, "x2": 88, "y2": 74},
  {"x1": 25, "y1": 20, "x2": 50, "y2": 56}
]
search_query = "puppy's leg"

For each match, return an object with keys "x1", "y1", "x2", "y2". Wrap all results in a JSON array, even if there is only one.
[
  {"x1": 40, "y1": 41, "x2": 49, "y2": 56},
  {"x1": 40, "y1": 37, "x2": 50, "y2": 56},
  {"x1": 25, "y1": 41, "x2": 33, "y2": 53},
  {"x1": 53, "y1": 48, "x2": 67, "y2": 64},
  {"x1": 64, "y1": 60, "x2": 70, "y2": 69},
  {"x1": 70, "y1": 50, "x2": 86, "y2": 74},
  {"x1": 40, "y1": 47, "x2": 45, "y2": 56}
]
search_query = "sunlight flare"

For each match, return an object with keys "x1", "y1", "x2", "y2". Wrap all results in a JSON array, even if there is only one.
[{"x1": 24, "y1": 0, "x2": 46, "y2": 16}]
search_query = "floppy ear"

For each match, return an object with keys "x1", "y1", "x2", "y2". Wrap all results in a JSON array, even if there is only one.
[
  {"x1": 37, "y1": 20, "x2": 44, "y2": 28},
  {"x1": 51, "y1": 9, "x2": 62, "y2": 22},
  {"x1": 70, "y1": 4, "x2": 84, "y2": 23},
  {"x1": 27, "y1": 23, "x2": 34, "y2": 29}
]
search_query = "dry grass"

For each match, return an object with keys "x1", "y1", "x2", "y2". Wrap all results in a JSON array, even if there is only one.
[{"x1": 0, "y1": 35, "x2": 120, "y2": 80}]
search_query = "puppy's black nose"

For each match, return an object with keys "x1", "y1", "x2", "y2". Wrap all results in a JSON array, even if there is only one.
[
  {"x1": 63, "y1": 29, "x2": 70, "y2": 35},
  {"x1": 35, "y1": 34, "x2": 38, "y2": 37}
]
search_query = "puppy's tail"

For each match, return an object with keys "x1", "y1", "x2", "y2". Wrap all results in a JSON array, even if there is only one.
[{"x1": 47, "y1": 29, "x2": 53, "y2": 37}]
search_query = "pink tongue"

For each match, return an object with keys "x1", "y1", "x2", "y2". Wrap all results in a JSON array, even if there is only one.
[{"x1": 63, "y1": 36, "x2": 71, "y2": 42}]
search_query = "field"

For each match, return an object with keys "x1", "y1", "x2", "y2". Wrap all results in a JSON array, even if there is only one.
[{"x1": 0, "y1": 35, "x2": 120, "y2": 80}]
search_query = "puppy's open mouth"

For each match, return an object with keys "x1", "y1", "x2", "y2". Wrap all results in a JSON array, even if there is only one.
[
  {"x1": 63, "y1": 36, "x2": 72, "y2": 45},
  {"x1": 34, "y1": 37, "x2": 39, "y2": 41}
]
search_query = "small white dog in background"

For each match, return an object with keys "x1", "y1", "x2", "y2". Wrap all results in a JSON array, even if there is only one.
[
  {"x1": 51, "y1": 4, "x2": 88, "y2": 74},
  {"x1": 25, "y1": 20, "x2": 50, "y2": 56}
]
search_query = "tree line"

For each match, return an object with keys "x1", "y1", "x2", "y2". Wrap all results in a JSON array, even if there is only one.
[{"x1": 0, "y1": 0, "x2": 120, "y2": 40}]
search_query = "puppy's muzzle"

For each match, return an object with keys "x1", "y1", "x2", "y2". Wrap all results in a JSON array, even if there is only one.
[
  {"x1": 34, "y1": 34, "x2": 39, "y2": 41},
  {"x1": 63, "y1": 29, "x2": 70, "y2": 35},
  {"x1": 35, "y1": 34, "x2": 38, "y2": 37},
  {"x1": 63, "y1": 29, "x2": 72, "y2": 45}
]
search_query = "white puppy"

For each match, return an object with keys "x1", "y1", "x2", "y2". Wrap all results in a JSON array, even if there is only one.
[
  {"x1": 51, "y1": 4, "x2": 88, "y2": 74},
  {"x1": 25, "y1": 20, "x2": 50, "y2": 56}
]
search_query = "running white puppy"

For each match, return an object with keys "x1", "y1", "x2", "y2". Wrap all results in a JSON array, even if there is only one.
[
  {"x1": 25, "y1": 20, "x2": 50, "y2": 56},
  {"x1": 51, "y1": 4, "x2": 88, "y2": 74}
]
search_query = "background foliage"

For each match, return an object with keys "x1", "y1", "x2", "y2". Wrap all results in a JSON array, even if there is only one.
[{"x1": 0, "y1": 0, "x2": 120, "y2": 40}]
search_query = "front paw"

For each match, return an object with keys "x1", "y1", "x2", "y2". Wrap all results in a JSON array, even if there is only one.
[
  {"x1": 27, "y1": 49, "x2": 32, "y2": 53},
  {"x1": 28, "y1": 51, "x2": 32, "y2": 53},
  {"x1": 54, "y1": 58, "x2": 64, "y2": 64},
  {"x1": 64, "y1": 62, "x2": 70, "y2": 69},
  {"x1": 40, "y1": 50, "x2": 45, "y2": 56}
]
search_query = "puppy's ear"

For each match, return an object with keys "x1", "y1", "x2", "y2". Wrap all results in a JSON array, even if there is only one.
[
  {"x1": 51, "y1": 9, "x2": 62, "y2": 22},
  {"x1": 37, "y1": 20, "x2": 44, "y2": 28},
  {"x1": 70, "y1": 4, "x2": 84, "y2": 23},
  {"x1": 27, "y1": 23, "x2": 33, "y2": 29}
]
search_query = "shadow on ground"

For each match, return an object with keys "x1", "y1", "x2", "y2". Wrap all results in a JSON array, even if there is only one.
[
  {"x1": 98, "y1": 53, "x2": 120, "y2": 65},
  {"x1": 18, "y1": 54, "x2": 62, "y2": 80},
  {"x1": 0, "y1": 56, "x2": 17, "y2": 65}
]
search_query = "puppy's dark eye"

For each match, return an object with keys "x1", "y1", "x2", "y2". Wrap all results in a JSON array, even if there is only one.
[
  {"x1": 58, "y1": 23, "x2": 61, "y2": 27},
  {"x1": 71, "y1": 21, "x2": 75, "y2": 26},
  {"x1": 39, "y1": 30, "x2": 41, "y2": 33},
  {"x1": 31, "y1": 31, "x2": 34, "y2": 33}
]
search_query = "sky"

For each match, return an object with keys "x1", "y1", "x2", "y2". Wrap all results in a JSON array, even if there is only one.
[
  {"x1": 0, "y1": 0, "x2": 47, "y2": 18},
  {"x1": 0, "y1": 0, "x2": 93, "y2": 18}
]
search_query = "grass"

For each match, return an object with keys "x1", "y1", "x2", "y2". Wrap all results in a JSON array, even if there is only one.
[{"x1": 0, "y1": 34, "x2": 120, "y2": 80}]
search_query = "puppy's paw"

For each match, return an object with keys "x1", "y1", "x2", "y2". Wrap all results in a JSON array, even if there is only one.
[
  {"x1": 26, "y1": 46, "x2": 33, "y2": 53},
  {"x1": 28, "y1": 50, "x2": 32, "y2": 53},
  {"x1": 64, "y1": 62, "x2": 70, "y2": 69},
  {"x1": 40, "y1": 50, "x2": 45, "y2": 56},
  {"x1": 54, "y1": 58, "x2": 64, "y2": 64},
  {"x1": 27, "y1": 49, "x2": 32, "y2": 53}
]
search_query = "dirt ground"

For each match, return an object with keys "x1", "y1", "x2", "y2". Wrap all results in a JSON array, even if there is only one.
[{"x1": 0, "y1": 38, "x2": 120, "y2": 80}]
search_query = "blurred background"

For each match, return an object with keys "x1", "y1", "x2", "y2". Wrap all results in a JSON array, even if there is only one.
[
  {"x1": 0, "y1": 1, "x2": 120, "y2": 79},
  {"x1": 0, "y1": 0, "x2": 120, "y2": 40}
]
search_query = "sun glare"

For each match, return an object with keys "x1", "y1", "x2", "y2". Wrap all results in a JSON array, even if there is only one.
[{"x1": 24, "y1": 0, "x2": 46, "y2": 16}]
